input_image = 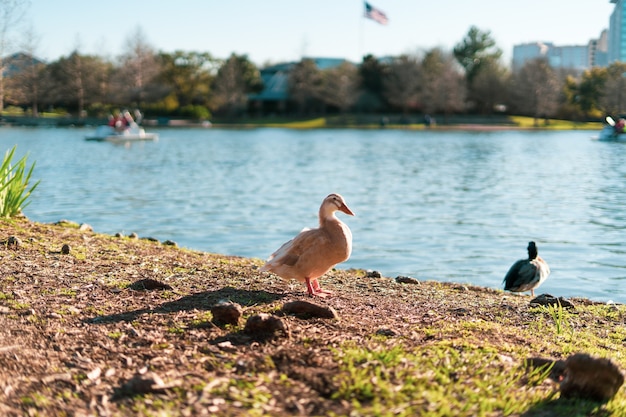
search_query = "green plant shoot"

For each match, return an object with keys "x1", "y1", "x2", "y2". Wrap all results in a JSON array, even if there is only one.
[{"x1": 0, "y1": 145, "x2": 40, "y2": 218}]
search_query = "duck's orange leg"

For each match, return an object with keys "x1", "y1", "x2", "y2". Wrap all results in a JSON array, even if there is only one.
[
  {"x1": 310, "y1": 278, "x2": 333, "y2": 297},
  {"x1": 305, "y1": 277, "x2": 317, "y2": 296}
]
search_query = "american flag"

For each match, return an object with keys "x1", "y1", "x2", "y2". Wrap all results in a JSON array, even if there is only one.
[{"x1": 364, "y1": 2, "x2": 388, "y2": 25}]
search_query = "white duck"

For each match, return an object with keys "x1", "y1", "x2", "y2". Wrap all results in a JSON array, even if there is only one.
[
  {"x1": 503, "y1": 241, "x2": 550, "y2": 297},
  {"x1": 260, "y1": 193, "x2": 354, "y2": 297}
]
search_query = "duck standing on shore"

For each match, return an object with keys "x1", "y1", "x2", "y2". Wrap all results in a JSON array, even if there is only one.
[
  {"x1": 260, "y1": 193, "x2": 354, "y2": 297},
  {"x1": 503, "y1": 241, "x2": 550, "y2": 297}
]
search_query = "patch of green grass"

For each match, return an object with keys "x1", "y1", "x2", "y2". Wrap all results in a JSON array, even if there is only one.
[
  {"x1": 274, "y1": 117, "x2": 327, "y2": 128},
  {"x1": 159, "y1": 290, "x2": 178, "y2": 299},
  {"x1": 58, "y1": 288, "x2": 77, "y2": 297},
  {"x1": 323, "y1": 301, "x2": 626, "y2": 416},
  {"x1": 83, "y1": 305, "x2": 106, "y2": 316},
  {"x1": 509, "y1": 116, "x2": 600, "y2": 130},
  {"x1": 167, "y1": 325, "x2": 185, "y2": 335},
  {"x1": 21, "y1": 392, "x2": 50, "y2": 408},
  {"x1": 332, "y1": 340, "x2": 551, "y2": 416},
  {"x1": 107, "y1": 331, "x2": 123, "y2": 340},
  {"x1": 0, "y1": 291, "x2": 14, "y2": 300}
]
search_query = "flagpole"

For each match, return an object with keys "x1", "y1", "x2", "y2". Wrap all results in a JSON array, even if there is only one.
[{"x1": 359, "y1": 2, "x2": 364, "y2": 61}]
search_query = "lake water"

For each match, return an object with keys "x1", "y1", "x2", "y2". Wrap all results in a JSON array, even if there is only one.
[{"x1": 1, "y1": 126, "x2": 624, "y2": 303}]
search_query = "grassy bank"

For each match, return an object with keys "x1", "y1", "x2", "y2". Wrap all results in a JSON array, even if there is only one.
[
  {"x1": 1, "y1": 113, "x2": 604, "y2": 131},
  {"x1": 0, "y1": 217, "x2": 624, "y2": 416}
]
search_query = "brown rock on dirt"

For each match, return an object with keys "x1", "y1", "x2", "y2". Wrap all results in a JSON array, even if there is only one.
[
  {"x1": 244, "y1": 313, "x2": 290, "y2": 339},
  {"x1": 211, "y1": 300, "x2": 243, "y2": 325},
  {"x1": 560, "y1": 353, "x2": 625, "y2": 402},
  {"x1": 282, "y1": 300, "x2": 339, "y2": 319}
]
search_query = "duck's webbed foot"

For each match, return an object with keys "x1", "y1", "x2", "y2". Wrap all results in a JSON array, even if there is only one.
[{"x1": 306, "y1": 278, "x2": 333, "y2": 298}]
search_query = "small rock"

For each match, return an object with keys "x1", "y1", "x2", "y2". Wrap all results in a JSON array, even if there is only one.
[
  {"x1": 211, "y1": 300, "x2": 243, "y2": 326},
  {"x1": 128, "y1": 232, "x2": 138, "y2": 239},
  {"x1": 560, "y1": 353, "x2": 624, "y2": 402},
  {"x1": 120, "y1": 371, "x2": 166, "y2": 395},
  {"x1": 6, "y1": 236, "x2": 21, "y2": 248},
  {"x1": 282, "y1": 300, "x2": 338, "y2": 319},
  {"x1": 87, "y1": 367, "x2": 102, "y2": 381},
  {"x1": 41, "y1": 373, "x2": 73, "y2": 384},
  {"x1": 162, "y1": 240, "x2": 177, "y2": 247},
  {"x1": 375, "y1": 328, "x2": 397, "y2": 337},
  {"x1": 78, "y1": 223, "x2": 93, "y2": 232},
  {"x1": 395, "y1": 276, "x2": 420, "y2": 285},
  {"x1": 61, "y1": 244, "x2": 71, "y2": 255},
  {"x1": 530, "y1": 294, "x2": 575, "y2": 309},
  {"x1": 450, "y1": 307, "x2": 469, "y2": 315},
  {"x1": 366, "y1": 270, "x2": 382, "y2": 278},
  {"x1": 18, "y1": 308, "x2": 35, "y2": 316},
  {"x1": 244, "y1": 313, "x2": 289, "y2": 339},
  {"x1": 114, "y1": 232, "x2": 123, "y2": 238},
  {"x1": 217, "y1": 341, "x2": 237, "y2": 352},
  {"x1": 143, "y1": 237, "x2": 159, "y2": 242},
  {"x1": 129, "y1": 278, "x2": 173, "y2": 291}
]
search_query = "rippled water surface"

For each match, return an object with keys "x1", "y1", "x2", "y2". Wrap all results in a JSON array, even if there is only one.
[{"x1": 2, "y1": 126, "x2": 625, "y2": 302}]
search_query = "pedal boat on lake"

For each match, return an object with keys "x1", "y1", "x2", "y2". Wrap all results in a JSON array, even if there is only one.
[
  {"x1": 596, "y1": 116, "x2": 626, "y2": 142},
  {"x1": 85, "y1": 125, "x2": 158, "y2": 143}
]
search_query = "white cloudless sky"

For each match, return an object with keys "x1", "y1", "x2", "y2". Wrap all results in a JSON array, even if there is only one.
[{"x1": 21, "y1": 0, "x2": 615, "y2": 66}]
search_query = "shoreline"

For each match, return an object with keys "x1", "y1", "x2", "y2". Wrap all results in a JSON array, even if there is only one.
[{"x1": 0, "y1": 114, "x2": 604, "y2": 132}]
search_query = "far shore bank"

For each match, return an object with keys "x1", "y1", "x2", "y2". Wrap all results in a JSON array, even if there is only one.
[{"x1": 0, "y1": 114, "x2": 604, "y2": 131}]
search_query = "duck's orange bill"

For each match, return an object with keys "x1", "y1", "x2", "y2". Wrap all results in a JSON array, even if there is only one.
[{"x1": 340, "y1": 204, "x2": 355, "y2": 216}]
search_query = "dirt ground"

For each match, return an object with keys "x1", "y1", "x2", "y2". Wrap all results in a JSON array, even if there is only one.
[{"x1": 0, "y1": 218, "x2": 619, "y2": 416}]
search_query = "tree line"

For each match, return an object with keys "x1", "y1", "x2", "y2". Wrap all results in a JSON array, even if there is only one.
[{"x1": 3, "y1": 24, "x2": 626, "y2": 124}]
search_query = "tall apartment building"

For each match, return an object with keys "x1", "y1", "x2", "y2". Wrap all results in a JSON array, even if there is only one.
[
  {"x1": 591, "y1": 29, "x2": 609, "y2": 67},
  {"x1": 609, "y1": 0, "x2": 626, "y2": 63}
]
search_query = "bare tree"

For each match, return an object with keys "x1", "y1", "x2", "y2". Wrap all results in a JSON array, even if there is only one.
[
  {"x1": 471, "y1": 58, "x2": 509, "y2": 114},
  {"x1": 0, "y1": 0, "x2": 29, "y2": 112},
  {"x1": 599, "y1": 62, "x2": 626, "y2": 116},
  {"x1": 212, "y1": 53, "x2": 262, "y2": 117},
  {"x1": 316, "y1": 61, "x2": 360, "y2": 113},
  {"x1": 357, "y1": 54, "x2": 388, "y2": 112},
  {"x1": 383, "y1": 55, "x2": 421, "y2": 114},
  {"x1": 288, "y1": 58, "x2": 322, "y2": 115},
  {"x1": 46, "y1": 50, "x2": 112, "y2": 117},
  {"x1": 420, "y1": 48, "x2": 466, "y2": 117},
  {"x1": 510, "y1": 58, "x2": 560, "y2": 126},
  {"x1": 8, "y1": 25, "x2": 43, "y2": 116},
  {"x1": 115, "y1": 27, "x2": 160, "y2": 106}
]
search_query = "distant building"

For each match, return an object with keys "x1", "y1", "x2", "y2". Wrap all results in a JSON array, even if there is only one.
[
  {"x1": 248, "y1": 57, "x2": 349, "y2": 115},
  {"x1": 512, "y1": 42, "x2": 552, "y2": 70},
  {"x1": 512, "y1": 30, "x2": 608, "y2": 71},
  {"x1": 548, "y1": 45, "x2": 590, "y2": 70},
  {"x1": 609, "y1": 0, "x2": 626, "y2": 63},
  {"x1": 591, "y1": 29, "x2": 609, "y2": 67}
]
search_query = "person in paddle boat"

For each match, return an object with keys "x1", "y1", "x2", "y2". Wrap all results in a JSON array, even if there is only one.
[
  {"x1": 614, "y1": 118, "x2": 626, "y2": 134},
  {"x1": 108, "y1": 111, "x2": 129, "y2": 132},
  {"x1": 123, "y1": 110, "x2": 136, "y2": 127}
]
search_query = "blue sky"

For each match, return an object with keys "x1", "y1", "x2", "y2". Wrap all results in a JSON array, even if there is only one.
[{"x1": 21, "y1": 0, "x2": 614, "y2": 66}]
